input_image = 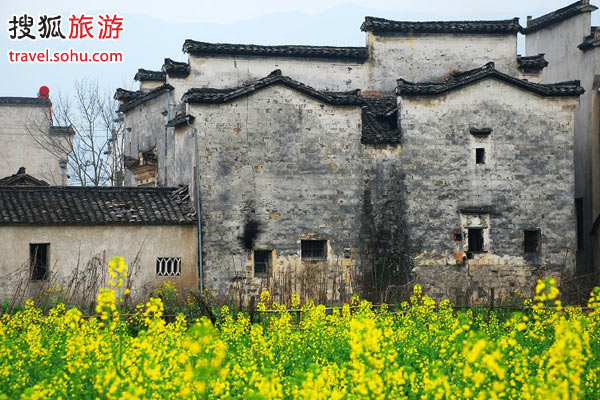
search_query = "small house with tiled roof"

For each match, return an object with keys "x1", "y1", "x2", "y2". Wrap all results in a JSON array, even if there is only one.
[{"x1": 0, "y1": 181, "x2": 198, "y2": 303}]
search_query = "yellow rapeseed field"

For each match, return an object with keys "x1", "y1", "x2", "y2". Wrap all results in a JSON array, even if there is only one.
[{"x1": 0, "y1": 257, "x2": 598, "y2": 399}]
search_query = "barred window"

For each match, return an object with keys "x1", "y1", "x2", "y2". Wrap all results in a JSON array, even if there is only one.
[
  {"x1": 301, "y1": 240, "x2": 327, "y2": 261},
  {"x1": 156, "y1": 257, "x2": 181, "y2": 276}
]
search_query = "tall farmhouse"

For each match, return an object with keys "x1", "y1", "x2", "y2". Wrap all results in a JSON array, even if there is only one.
[
  {"x1": 116, "y1": 15, "x2": 583, "y2": 303},
  {"x1": 0, "y1": 97, "x2": 72, "y2": 185},
  {"x1": 524, "y1": 0, "x2": 600, "y2": 278}
]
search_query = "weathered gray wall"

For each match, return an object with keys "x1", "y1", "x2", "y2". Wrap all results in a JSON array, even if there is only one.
[
  {"x1": 122, "y1": 93, "x2": 169, "y2": 186},
  {"x1": 0, "y1": 104, "x2": 70, "y2": 184},
  {"x1": 366, "y1": 32, "x2": 518, "y2": 90},
  {"x1": 399, "y1": 79, "x2": 578, "y2": 303},
  {"x1": 174, "y1": 85, "x2": 365, "y2": 302},
  {"x1": 526, "y1": 12, "x2": 600, "y2": 274}
]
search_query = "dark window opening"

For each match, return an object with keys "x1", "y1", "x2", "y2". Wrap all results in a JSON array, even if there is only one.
[
  {"x1": 475, "y1": 148, "x2": 485, "y2": 164},
  {"x1": 30, "y1": 243, "x2": 49, "y2": 281},
  {"x1": 452, "y1": 232, "x2": 463, "y2": 241},
  {"x1": 254, "y1": 250, "x2": 271, "y2": 276},
  {"x1": 576, "y1": 198, "x2": 583, "y2": 250},
  {"x1": 468, "y1": 228, "x2": 484, "y2": 252},
  {"x1": 524, "y1": 230, "x2": 541, "y2": 254},
  {"x1": 301, "y1": 240, "x2": 327, "y2": 261}
]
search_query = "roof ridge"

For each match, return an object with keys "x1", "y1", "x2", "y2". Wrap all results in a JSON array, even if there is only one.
[
  {"x1": 0, "y1": 97, "x2": 51, "y2": 106},
  {"x1": 134, "y1": 68, "x2": 166, "y2": 82},
  {"x1": 397, "y1": 63, "x2": 584, "y2": 97},
  {"x1": 116, "y1": 83, "x2": 173, "y2": 113},
  {"x1": 523, "y1": 0, "x2": 597, "y2": 34},
  {"x1": 183, "y1": 70, "x2": 366, "y2": 105},
  {"x1": 361, "y1": 16, "x2": 522, "y2": 34},
  {"x1": 182, "y1": 40, "x2": 368, "y2": 62}
]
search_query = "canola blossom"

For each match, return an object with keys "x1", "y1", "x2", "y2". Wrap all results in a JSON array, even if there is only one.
[{"x1": 0, "y1": 259, "x2": 598, "y2": 399}]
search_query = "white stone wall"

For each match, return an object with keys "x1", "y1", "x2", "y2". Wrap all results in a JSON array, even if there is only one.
[
  {"x1": 0, "y1": 224, "x2": 198, "y2": 302},
  {"x1": 525, "y1": 12, "x2": 600, "y2": 273},
  {"x1": 0, "y1": 104, "x2": 70, "y2": 184}
]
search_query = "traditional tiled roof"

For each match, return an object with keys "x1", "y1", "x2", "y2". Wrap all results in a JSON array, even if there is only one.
[
  {"x1": 517, "y1": 54, "x2": 549, "y2": 73},
  {"x1": 166, "y1": 114, "x2": 195, "y2": 128},
  {"x1": 361, "y1": 17, "x2": 522, "y2": 34},
  {"x1": 183, "y1": 70, "x2": 400, "y2": 144},
  {"x1": 162, "y1": 58, "x2": 190, "y2": 78},
  {"x1": 182, "y1": 40, "x2": 368, "y2": 61},
  {"x1": 0, "y1": 185, "x2": 196, "y2": 225},
  {"x1": 0, "y1": 97, "x2": 50, "y2": 106},
  {"x1": 0, "y1": 168, "x2": 48, "y2": 187},
  {"x1": 117, "y1": 84, "x2": 173, "y2": 113},
  {"x1": 134, "y1": 68, "x2": 166, "y2": 82},
  {"x1": 523, "y1": 0, "x2": 597, "y2": 34},
  {"x1": 396, "y1": 62, "x2": 584, "y2": 97},
  {"x1": 579, "y1": 26, "x2": 600, "y2": 51}
]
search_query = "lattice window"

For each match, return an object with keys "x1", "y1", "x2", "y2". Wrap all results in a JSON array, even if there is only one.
[{"x1": 156, "y1": 257, "x2": 181, "y2": 276}]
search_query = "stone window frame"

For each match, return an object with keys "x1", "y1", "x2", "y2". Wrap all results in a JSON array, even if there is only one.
[{"x1": 460, "y1": 212, "x2": 490, "y2": 257}]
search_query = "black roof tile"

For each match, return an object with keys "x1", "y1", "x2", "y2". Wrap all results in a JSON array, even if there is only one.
[
  {"x1": 517, "y1": 54, "x2": 549, "y2": 73},
  {"x1": 396, "y1": 62, "x2": 584, "y2": 97},
  {"x1": 0, "y1": 97, "x2": 50, "y2": 106},
  {"x1": 523, "y1": 0, "x2": 597, "y2": 34},
  {"x1": 116, "y1": 84, "x2": 173, "y2": 113},
  {"x1": 579, "y1": 26, "x2": 600, "y2": 51},
  {"x1": 361, "y1": 16, "x2": 522, "y2": 34},
  {"x1": 134, "y1": 68, "x2": 166, "y2": 82},
  {"x1": 0, "y1": 185, "x2": 196, "y2": 225},
  {"x1": 162, "y1": 58, "x2": 190, "y2": 78},
  {"x1": 183, "y1": 40, "x2": 368, "y2": 61},
  {"x1": 166, "y1": 114, "x2": 195, "y2": 128},
  {"x1": 0, "y1": 168, "x2": 48, "y2": 186}
]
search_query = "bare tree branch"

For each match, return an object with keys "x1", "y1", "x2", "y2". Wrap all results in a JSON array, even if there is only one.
[{"x1": 25, "y1": 79, "x2": 124, "y2": 186}]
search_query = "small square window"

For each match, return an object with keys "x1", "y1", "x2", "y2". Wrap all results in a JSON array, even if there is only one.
[
  {"x1": 30, "y1": 243, "x2": 49, "y2": 281},
  {"x1": 301, "y1": 240, "x2": 327, "y2": 261},
  {"x1": 253, "y1": 250, "x2": 271, "y2": 276},
  {"x1": 523, "y1": 230, "x2": 541, "y2": 254},
  {"x1": 475, "y1": 148, "x2": 485, "y2": 164},
  {"x1": 468, "y1": 228, "x2": 484, "y2": 252}
]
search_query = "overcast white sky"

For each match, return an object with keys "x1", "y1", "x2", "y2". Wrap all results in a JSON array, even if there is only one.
[{"x1": 1, "y1": 0, "x2": 598, "y2": 97}]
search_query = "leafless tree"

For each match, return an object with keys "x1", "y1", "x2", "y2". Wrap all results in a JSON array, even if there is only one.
[{"x1": 26, "y1": 79, "x2": 124, "y2": 186}]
